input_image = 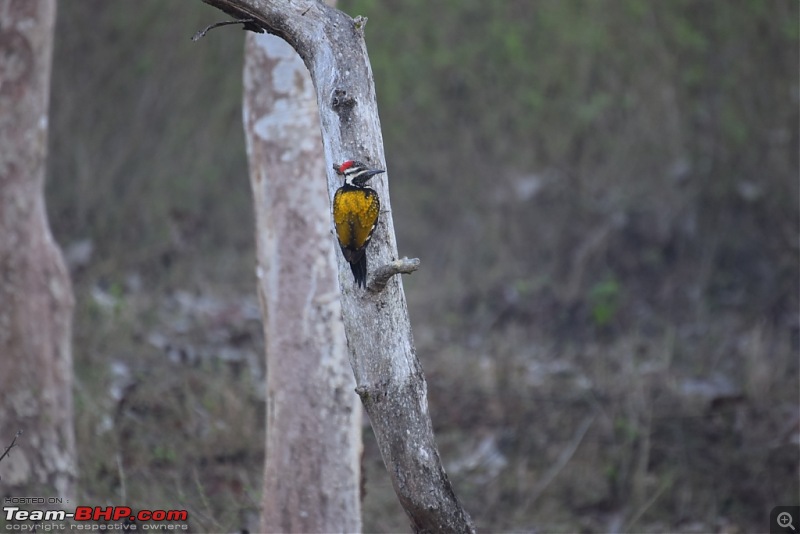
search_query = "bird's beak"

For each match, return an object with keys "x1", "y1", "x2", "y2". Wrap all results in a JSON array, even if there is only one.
[{"x1": 362, "y1": 169, "x2": 385, "y2": 181}]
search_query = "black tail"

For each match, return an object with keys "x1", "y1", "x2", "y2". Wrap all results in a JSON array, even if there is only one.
[{"x1": 350, "y1": 253, "x2": 367, "y2": 288}]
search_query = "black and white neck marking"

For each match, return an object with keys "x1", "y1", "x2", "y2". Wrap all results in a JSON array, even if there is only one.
[
  {"x1": 338, "y1": 160, "x2": 385, "y2": 188},
  {"x1": 344, "y1": 167, "x2": 374, "y2": 187}
]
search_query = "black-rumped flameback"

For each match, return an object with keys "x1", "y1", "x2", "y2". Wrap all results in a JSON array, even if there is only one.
[{"x1": 332, "y1": 160, "x2": 384, "y2": 288}]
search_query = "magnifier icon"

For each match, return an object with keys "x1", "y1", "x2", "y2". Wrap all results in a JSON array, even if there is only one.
[{"x1": 778, "y1": 511, "x2": 796, "y2": 532}]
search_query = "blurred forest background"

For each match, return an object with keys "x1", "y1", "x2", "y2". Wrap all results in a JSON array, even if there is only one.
[{"x1": 44, "y1": 0, "x2": 797, "y2": 532}]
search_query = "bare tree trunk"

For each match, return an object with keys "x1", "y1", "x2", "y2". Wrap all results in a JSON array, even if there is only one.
[
  {"x1": 243, "y1": 25, "x2": 362, "y2": 533},
  {"x1": 0, "y1": 0, "x2": 75, "y2": 500},
  {"x1": 201, "y1": 1, "x2": 474, "y2": 531}
]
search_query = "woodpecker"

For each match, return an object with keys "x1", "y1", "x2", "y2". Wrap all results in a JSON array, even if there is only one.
[{"x1": 332, "y1": 160, "x2": 384, "y2": 288}]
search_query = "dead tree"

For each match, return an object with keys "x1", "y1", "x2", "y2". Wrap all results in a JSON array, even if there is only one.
[
  {"x1": 199, "y1": 0, "x2": 474, "y2": 531},
  {"x1": 0, "y1": 0, "x2": 75, "y2": 500}
]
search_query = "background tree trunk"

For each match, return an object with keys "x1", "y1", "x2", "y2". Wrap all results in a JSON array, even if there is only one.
[
  {"x1": 0, "y1": 0, "x2": 75, "y2": 501},
  {"x1": 243, "y1": 25, "x2": 362, "y2": 533}
]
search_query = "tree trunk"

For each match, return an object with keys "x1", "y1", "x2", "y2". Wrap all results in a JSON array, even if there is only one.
[
  {"x1": 0, "y1": 0, "x2": 75, "y2": 501},
  {"x1": 243, "y1": 26, "x2": 362, "y2": 533},
  {"x1": 202, "y1": 1, "x2": 474, "y2": 531}
]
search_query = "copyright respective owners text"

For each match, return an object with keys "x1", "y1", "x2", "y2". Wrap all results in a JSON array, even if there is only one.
[
  {"x1": 772, "y1": 506, "x2": 800, "y2": 534},
  {"x1": 3, "y1": 498, "x2": 189, "y2": 531}
]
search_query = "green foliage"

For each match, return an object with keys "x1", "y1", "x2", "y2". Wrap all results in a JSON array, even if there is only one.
[
  {"x1": 588, "y1": 278, "x2": 622, "y2": 327},
  {"x1": 153, "y1": 445, "x2": 178, "y2": 465},
  {"x1": 340, "y1": 0, "x2": 797, "y2": 317},
  {"x1": 614, "y1": 416, "x2": 640, "y2": 442},
  {"x1": 48, "y1": 1, "x2": 251, "y2": 267}
]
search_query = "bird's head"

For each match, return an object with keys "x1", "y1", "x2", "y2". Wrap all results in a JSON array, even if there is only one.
[{"x1": 334, "y1": 160, "x2": 385, "y2": 187}]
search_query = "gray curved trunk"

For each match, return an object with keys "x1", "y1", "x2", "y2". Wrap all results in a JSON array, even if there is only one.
[{"x1": 0, "y1": 0, "x2": 75, "y2": 502}]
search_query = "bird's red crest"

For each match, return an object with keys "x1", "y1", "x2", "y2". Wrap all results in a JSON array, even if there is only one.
[{"x1": 337, "y1": 160, "x2": 355, "y2": 174}]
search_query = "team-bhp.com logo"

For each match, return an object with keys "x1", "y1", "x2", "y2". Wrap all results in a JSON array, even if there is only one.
[{"x1": 4, "y1": 506, "x2": 188, "y2": 530}]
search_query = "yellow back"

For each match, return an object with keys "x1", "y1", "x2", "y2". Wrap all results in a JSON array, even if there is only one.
[{"x1": 333, "y1": 188, "x2": 380, "y2": 249}]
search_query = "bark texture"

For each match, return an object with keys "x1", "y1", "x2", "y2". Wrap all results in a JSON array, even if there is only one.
[
  {"x1": 203, "y1": 1, "x2": 474, "y2": 531},
  {"x1": 243, "y1": 29, "x2": 362, "y2": 533},
  {"x1": 0, "y1": 0, "x2": 75, "y2": 500}
]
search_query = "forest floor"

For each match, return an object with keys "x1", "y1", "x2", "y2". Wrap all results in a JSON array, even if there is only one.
[{"x1": 66, "y1": 248, "x2": 798, "y2": 533}]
